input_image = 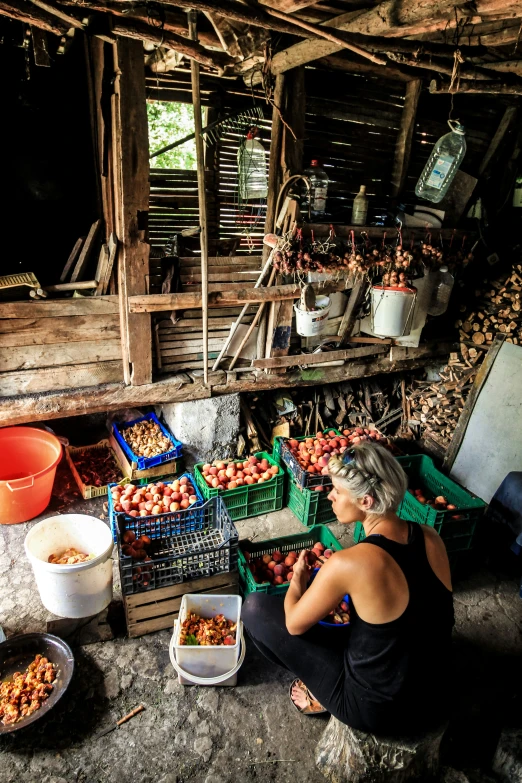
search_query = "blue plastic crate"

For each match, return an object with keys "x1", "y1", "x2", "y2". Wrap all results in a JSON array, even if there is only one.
[
  {"x1": 116, "y1": 496, "x2": 239, "y2": 596},
  {"x1": 112, "y1": 412, "x2": 182, "y2": 470},
  {"x1": 108, "y1": 473, "x2": 204, "y2": 542}
]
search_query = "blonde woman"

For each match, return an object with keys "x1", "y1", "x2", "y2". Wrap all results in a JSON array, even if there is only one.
[{"x1": 241, "y1": 442, "x2": 454, "y2": 734}]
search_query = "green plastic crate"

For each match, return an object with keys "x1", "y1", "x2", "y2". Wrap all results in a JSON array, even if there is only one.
[
  {"x1": 193, "y1": 451, "x2": 284, "y2": 522},
  {"x1": 287, "y1": 476, "x2": 336, "y2": 527},
  {"x1": 396, "y1": 455, "x2": 485, "y2": 551},
  {"x1": 238, "y1": 524, "x2": 343, "y2": 597}
]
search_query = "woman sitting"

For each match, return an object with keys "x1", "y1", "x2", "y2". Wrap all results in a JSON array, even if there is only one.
[{"x1": 241, "y1": 442, "x2": 454, "y2": 735}]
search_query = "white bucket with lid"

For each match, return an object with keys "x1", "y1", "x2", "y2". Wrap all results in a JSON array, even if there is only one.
[
  {"x1": 169, "y1": 594, "x2": 244, "y2": 686},
  {"x1": 24, "y1": 514, "x2": 114, "y2": 618},
  {"x1": 371, "y1": 285, "x2": 417, "y2": 337},
  {"x1": 294, "y1": 295, "x2": 331, "y2": 337}
]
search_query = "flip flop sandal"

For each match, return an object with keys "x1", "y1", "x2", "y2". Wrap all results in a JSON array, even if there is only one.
[{"x1": 289, "y1": 678, "x2": 328, "y2": 716}]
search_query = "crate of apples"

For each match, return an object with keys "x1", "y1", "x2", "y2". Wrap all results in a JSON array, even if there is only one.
[
  {"x1": 111, "y1": 477, "x2": 199, "y2": 518},
  {"x1": 198, "y1": 455, "x2": 279, "y2": 492},
  {"x1": 243, "y1": 543, "x2": 333, "y2": 586}
]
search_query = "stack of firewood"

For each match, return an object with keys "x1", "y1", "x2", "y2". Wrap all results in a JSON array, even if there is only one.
[{"x1": 408, "y1": 263, "x2": 522, "y2": 448}]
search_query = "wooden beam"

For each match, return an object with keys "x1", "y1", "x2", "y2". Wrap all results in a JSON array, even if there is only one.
[
  {"x1": 0, "y1": 314, "x2": 120, "y2": 347},
  {"x1": 260, "y1": 0, "x2": 319, "y2": 11},
  {"x1": 0, "y1": 361, "x2": 123, "y2": 398},
  {"x1": 269, "y1": 0, "x2": 507, "y2": 75},
  {"x1": 111, "y1": 16, "x2": 230, "y2": 71},
  {"x1": 478, "y1": 105, "x2": 519, "y2": 177},
  {"x1": 129, "y1": 281, "x2": 352, "y2": 313},
  {"x1": 430, "y1": 78, "x2": 522, "y2": 95},
  {"x1": 189, "y1": 10, "x2": 209, "y2": 385},
  {"x1": 70, "y1": 219, "x2": 101, "y2": 282},
  {"x1": 30, "y1": 0, "x2": 85, "y2": 28},
  {"x1": 391, "y1": 79, "x2": 422, "y2": 198},
  {"x1": 0, "y1": 0, "x2": 69, "y2": 35},
  {"x1": 317, "y1": 55, "x2": 411, "y2": 83},
  {"x1": 0, "y1": 348, "x2": 452, "y2": 427},
  {"x1": 0, "y1": 295, "x2": 118, "y2": 319},
  {"x1": 338, "y1": 279, "x2": 367, "y2": 344},
  {"x1": 443, "y1": 335, "x2": 505, "y2": 470},
  {"x1": 112, "y1": 39, "x2": 152, "y2": 385},
  {"x1": 254, "y1": 344, "x2": 388, "y2": 368}
]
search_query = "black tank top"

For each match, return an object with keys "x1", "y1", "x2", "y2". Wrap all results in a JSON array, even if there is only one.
[{"x1": 345, "y1": 522, "x2": 454, "y2": 732}]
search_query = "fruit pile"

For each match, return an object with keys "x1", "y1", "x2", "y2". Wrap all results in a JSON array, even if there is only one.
[
  {"x1": 111, "y1": 477, "x2": 199, "y2": 517},
  {"x1": 179, "y1": 613, "x2": 237, "y2": 646},
  {"x1": 121, "y1": 530, "x2": 152, "y2": 561},
  {"x1": 243, "y1": 543, "x2": 333, "y2": 585},
  {"x1": 199, "y1": 455, "x2": 279, "y2": 491},
  {"x1": 323, "y1": 600, "x2": 350, "y2": 625},
  {"x1": 283, "y1": 428, "x2": 389, "y2": 478},
  {"x1": 408, "y1": 489, "x2": 457, "y2": 511},
  {"x1": 121, "y1": 418, "x2": 173, "y2": 458}
]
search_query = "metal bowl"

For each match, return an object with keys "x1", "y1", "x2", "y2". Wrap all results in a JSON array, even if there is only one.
[{"x1": 0, "y1": 633, "x2": 74, "y2": 734}]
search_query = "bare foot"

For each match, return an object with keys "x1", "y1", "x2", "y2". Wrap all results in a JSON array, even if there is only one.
[{"x1": 290, "y1": 680, "x2": 325, "y2": 713}]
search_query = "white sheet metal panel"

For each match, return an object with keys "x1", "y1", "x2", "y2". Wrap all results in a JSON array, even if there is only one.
[{"x1": 450, "y1": 341, "x2": 522, "y2": 503}]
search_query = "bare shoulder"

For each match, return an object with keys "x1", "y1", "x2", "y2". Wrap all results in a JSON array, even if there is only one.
[
  {"x1": 333, "y1": 541, "x2": 390, "y2": 571},
  {"x1": 421, "y1": 525, "x2": 452, "y2": 590}
]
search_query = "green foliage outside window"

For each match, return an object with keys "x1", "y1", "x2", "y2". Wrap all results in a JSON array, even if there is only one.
[{"x1": 147, "y1": 101, "x2": 197, "y2": 170}]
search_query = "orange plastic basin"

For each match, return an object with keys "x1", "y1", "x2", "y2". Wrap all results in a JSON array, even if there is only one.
[{"x1": 0, "y1": 427, "x2": 62, "y2": 524}]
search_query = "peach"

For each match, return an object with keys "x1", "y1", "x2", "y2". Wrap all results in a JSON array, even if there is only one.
[
  {"x1": 272, "y1": 551, "x2": 283, "y2": 563},
  {"x1": 209, "y1": 466, "x2": 218, "y2": 476},
  {"x1": 274, "y1": 576, "x2": 284, "y2": 585}
]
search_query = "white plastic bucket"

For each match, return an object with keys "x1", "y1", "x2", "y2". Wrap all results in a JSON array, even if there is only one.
[
  {"x1": 371, "y1": 285, "x2": 417, "y2": 337},
  {"x1": 170, "y1": 594, "x2": 243, "y2": 686},
  {"x1": 24, "y1": 514, "x2": 114, "y2": 618},
  {"x1": 294, "y1": 295, "x2": 331, "y2": 337}
]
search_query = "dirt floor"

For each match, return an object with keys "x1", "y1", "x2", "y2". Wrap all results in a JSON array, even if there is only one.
[{"x1": 0, "y1": 456, "x2": 521, "y2": 783}]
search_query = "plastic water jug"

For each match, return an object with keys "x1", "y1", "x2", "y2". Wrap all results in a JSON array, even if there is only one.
[
  {"x1": 237, "y1": 128, "x2": 267, "y2": 201},
  {"x1": 302, "y1": 159, "x2": 329, "y2": 218},
  {"x1": 415, "y1": 121, "x2": 466, "y2": 203},
  {"x1": 428, "y1": 265, "x2": 454, "y2": 316}
]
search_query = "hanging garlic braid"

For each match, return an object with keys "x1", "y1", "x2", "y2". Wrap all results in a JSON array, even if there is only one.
[{"x1": 328, "y1": 442, "x2": 408, "y2": 515}]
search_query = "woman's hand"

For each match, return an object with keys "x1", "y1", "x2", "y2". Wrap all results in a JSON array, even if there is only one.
[{"x1": 292, "y1": 550, "x2": 311, "y2": 586}]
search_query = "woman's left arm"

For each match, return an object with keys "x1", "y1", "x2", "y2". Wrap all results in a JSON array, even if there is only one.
[{"x1": 284, "y1": 550, "x2": 349, "y2": 635}]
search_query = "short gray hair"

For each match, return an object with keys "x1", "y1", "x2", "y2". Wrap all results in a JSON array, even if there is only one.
[{"x1": 328, "y1": 442, "x2": 408, "y2": 515}]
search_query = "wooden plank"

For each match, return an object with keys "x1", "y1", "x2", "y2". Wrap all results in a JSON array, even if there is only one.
[
  {"x1": 0, "y1": 340, "x2": 122, "y2": 372},
  {"x1": 391, "y1": 79, "x2": 421, "y2": 198},
  {"x1": 95, "y1": 244, "x2": 110, "y2": 294},
  {"x1": 43, "y1": 280, "x2": 98, "y2": 292},
  {"x1": 443, "y1": 335, "x2": 506, "y2": 471},
  {"x1": 0, "y1": 361, "x2": 123, "y2": 397},
  {"x1": 338, "y1": 279, "x2": 367, "y2": 343},
  {"x1": 60, "y1": 237, "x2": 84, "y2": 282},
  {"x1": 0, "y1": 350, "x2": 454, "y2": 425},
  {"x1": 0, "y1": 296, "x2": 119, "y2": 318},
  {"x1": 70, "y1": 219, "x2": 101, "y2": 283},
  {"x1": 129, "y1": 280, "x2": 352, "y2": 312},
  {"x1": 102, "y1": 233, "x2": 118, "y2": 296},
  {"x1": 253, "y1": 344, "x2": 388, "y2": 368},
  {"x1": 0, "y1": 314, "x2": 121, "y2": 347},
  {"x1": 113, "y1": 39, "x2": 152, "y2": 386}
]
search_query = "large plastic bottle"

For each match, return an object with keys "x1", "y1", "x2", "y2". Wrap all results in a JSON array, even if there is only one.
[
  {"x1": 415, "y1": 121, "x2": 467, "y2": 204},
  {"x1": 428, "y1": 265, "x2": 454, "y2": 316},
  {"x1": 351, "y1": 185, "x2": 369, "y2": 225},
  {"x1": 302, "y1": 159, "x2": 329, "y2": 218},
  {"x1": 237, "y1": 128, "x2": 268, "y2": 201}
]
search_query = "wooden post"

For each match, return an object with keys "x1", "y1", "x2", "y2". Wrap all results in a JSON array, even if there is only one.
[
  {"x1": 189, "y1": 10, "x2": 209, "y2": 386},
  {"x1": 112, "y1": 39, "x2": 152, "y2": 385},
  {"x1": 257, "y1": 74, "x2": 286, "y2": 362},
  {"x1": 391, "y1": 78, "x2": 421, "y2": 198},
  {"x1": 265, "y1": 68, "x2": 305, "y2": 373}
]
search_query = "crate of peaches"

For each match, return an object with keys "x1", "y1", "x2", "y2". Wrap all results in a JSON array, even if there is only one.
[
  {"x1": 238, "y1": 524, "x2": 343, "y2": 597},
  {"x1": 193, "y1": 452, "x2": 284, "y2": 522},
  {"x1": 108, "y1": 474, "x2": 204, "y2": 542},
  {"x1": 276, "y1": 427, "x2": 390, "y2": 489}
]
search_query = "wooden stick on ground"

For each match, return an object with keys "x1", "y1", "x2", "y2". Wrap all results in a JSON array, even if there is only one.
[{"x1": 189, "y1": 9, "x2": 209, "y2": 385}]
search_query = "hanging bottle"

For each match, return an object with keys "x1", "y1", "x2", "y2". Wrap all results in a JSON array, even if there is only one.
[
  {"x1": 302, "y1": 159, "x2": 329, "y2": 218},
  {"x1": 351, "y1": 185, "x2": 368, "y2": 225},
  {"x1": 237, "y1": 127, "x2": 268, "y2": 202},
  {"x1": 415, "y1": 120, "x2": 467, "y2": 204},
  {"x1": 428, "y1": 265, "x2": 454, "y2": 316}
]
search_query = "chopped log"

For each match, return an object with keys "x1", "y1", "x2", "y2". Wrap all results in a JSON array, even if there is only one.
[{"x1": 315, "y1": 716, "x2": 447, "y2": 783}]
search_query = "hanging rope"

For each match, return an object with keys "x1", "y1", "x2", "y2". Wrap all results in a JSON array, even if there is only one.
[{"x1": 449, "y1": 48, "x2": 464, "y2": 93}]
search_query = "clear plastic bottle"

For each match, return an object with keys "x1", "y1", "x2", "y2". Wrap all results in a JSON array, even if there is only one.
[
  {"x1": 428, "y1": 265, "x2": 454, "y2": 316},
  {"x1": 351, "y1": 185, "x2": 368, "y2": 225},
  {"x1": 302, "y1": 159, "x2": 329, "y2": 218},
  {"x1": 415, "y1": 121, "x2": 467, "y2": 204},
  {"x1": 237, "y1": 128, "x2": 268, "y2": 201}
]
